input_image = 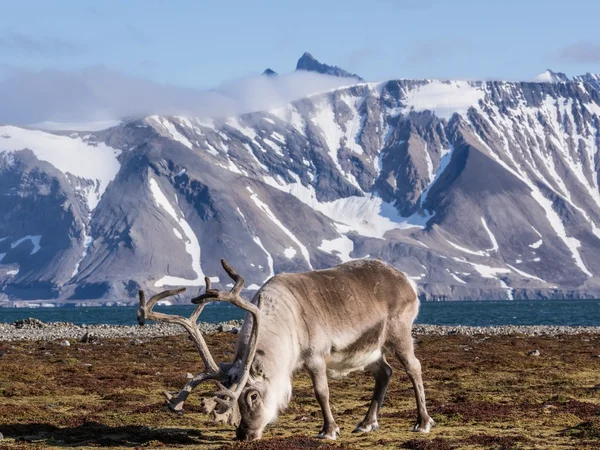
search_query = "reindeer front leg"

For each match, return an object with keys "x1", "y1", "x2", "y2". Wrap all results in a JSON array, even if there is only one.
[{"x1": 306, "y1": 361, "x2": 340, "y2": 440}]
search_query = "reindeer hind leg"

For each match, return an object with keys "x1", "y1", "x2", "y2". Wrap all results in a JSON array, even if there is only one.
[
  {"x1": 388, "y1": 322, "x2": 435, "y2": 433},
  {"x1": 353, "y1": 356, "x2": 392, "y2": 433}
]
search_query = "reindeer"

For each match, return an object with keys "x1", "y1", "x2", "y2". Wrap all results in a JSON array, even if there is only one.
[{"x1": 137, "y1": 258, "x2": 435, "y2": 441}]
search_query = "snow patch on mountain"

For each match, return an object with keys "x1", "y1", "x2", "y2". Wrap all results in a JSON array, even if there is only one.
[
  {"x1": 534, "y1": 70, "x2": 569, "y2": 83},
  {"x1": 481, "y1": 217, "x2": 499, "y2": 252},
  {"x1": 11, "y1": 235, "x2": 42, "y2": 255},
  {"x1": 263, "y1": 174, "x2": 431, "y2": 238},
  {"x1": 402, "y1": 81, "x2": 484, "y2": 120},
  {"x1": 147, "y1": 116, "x2": 193, "y2": 149},
  {"x1": 318, "y1": 235, "x2": 355, "y2": 262},
  {"x1": 446, "y1": 239, "x2": 488, "y2": 257},
  {"x1": 311, "y1": 99, "x2": 362, "y2": 189},
  {"x1": 71, "y1": 235, "x2": 93, "y2": 278},
  {"x1": 246, "y1": 186, "x2": 313, "y2": 269},
  {"x1": 529, "y1": 239, "x2": 543, "y2": 249},
  {"x1": 284, "y1": 247, "x2": 297, "y2": 259},
  {"x1": 0, "y1": 126, "x2": 121, "y2": 210},
  {"x1": 506, "y1": 264, "x2": 546, "y2": 283},
  {"x1": 149, "y1": 178, "x2": 206, "y2": 286},
  {"x1": 253, "y1": 236, "x2": 274, "y2": 282}
]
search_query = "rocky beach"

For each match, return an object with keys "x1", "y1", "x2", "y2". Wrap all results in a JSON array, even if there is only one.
[{"x1": 1, "y1": 318, "x2": 600, "y2": 342}]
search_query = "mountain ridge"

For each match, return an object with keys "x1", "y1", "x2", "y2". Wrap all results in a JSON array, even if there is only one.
[{"x1": 2, "y1": 75, "x2": 600, "y2": 304}]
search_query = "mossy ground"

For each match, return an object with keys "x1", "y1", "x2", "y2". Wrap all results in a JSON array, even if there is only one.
[{"x1": 0, "y1": 332, "x2": 599, "y2": 449}]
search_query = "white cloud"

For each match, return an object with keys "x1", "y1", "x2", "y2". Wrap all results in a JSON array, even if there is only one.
[{"x1": 0, "y1": 66, "x2": 353, "y2": 126}]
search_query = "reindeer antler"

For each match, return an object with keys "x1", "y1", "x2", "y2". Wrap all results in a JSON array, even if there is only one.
[
  {"x1": 191, "y1": 259, "x2": 262, "y2": 416},
  {"x1": 137, "y1": 259, "x2": 261, "y2": 426}
]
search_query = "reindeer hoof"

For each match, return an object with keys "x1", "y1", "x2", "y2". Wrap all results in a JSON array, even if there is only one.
[
  {"x1": 353, "y1": 421, "x2": 379, "y2": 433},
  {"x1": 413, "y1": 417, "x2": 435, "y2": 433},
  {"x1": 317, "y1": 425, "x2": 340, "y2": 440}
]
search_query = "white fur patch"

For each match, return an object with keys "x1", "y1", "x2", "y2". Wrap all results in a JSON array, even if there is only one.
[
  {"x1": 405, "y1": 274, "x2": 420, "y2": 322},
  {"x1": 326, "y1": 349, "x2": 382, "y2": 379},
  {"x1": 407, "y1": 276, "x2": 419, "y2": 297}
]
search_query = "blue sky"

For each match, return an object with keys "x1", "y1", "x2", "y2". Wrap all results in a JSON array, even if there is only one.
[{"x1": 1, "y1": 0, "x2": 600, "y2": 89}]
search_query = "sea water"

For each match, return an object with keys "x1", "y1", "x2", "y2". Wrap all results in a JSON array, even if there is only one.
[{"x1": 1, "y1": 299, "x2": 599, "y2": 326}]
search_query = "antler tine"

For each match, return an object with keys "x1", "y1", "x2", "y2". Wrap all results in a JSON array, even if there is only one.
[
  {"x1": 220, "y1": 259, "x2": 244, "y2": 296},
  {"x1": 138, "y1": 287, "x2": 185, "y2": 325},
  {"x1": 137, "y1": 286, "x2": 219, "y2": 374},
  {"x1": 191, "y1": 259, "x2": 245, "y2": 304},
  {"x1": 162, "y1": 370, "x2": 228, "y2": 413}
]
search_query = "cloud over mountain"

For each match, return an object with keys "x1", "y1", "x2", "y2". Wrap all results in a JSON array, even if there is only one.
[{"x1": 0, "y1": 66, "x2": 353, "y2": 126}]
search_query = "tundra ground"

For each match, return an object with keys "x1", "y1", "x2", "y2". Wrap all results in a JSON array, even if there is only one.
[{"x1": 0, "y1": 332, "x2": 598, "y2": 449}]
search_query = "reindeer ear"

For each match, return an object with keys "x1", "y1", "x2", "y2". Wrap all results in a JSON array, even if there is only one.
[{"x1": 250, "y1": 357, "x2": 264, "y2": 379}]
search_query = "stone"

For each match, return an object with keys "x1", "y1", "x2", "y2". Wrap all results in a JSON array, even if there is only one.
[
  {"x1": 80, "y1": 332, "x2": 98, "y2": 343},
  {"x1": 528, "y1": 349, "x2": 540, "y2": 356},
  {"x1": 218, "y1": 324, "x2": 235, "y2": 333},
  {"x1": 14, "y1": 318, "x2": 45, "y2": 329},
  {"x1": 59, "y1": 340, "x2": 70, "y2": 347}
]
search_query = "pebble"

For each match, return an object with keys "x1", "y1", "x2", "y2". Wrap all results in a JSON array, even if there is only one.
[
  {"x1": 0, "y1": 319, "x2": 599, "y2": 342},
  {"x1": 412, "y1": 324, "x2": 600, "y2": 337},
  {"x1": 59, "y1": 340, "x2": 70, "y2": 347},
  {"x1": 528, "y1": 349, "x2": 541, "y2": 356}
]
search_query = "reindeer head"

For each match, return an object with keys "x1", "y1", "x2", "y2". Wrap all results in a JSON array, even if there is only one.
[{"x1": 138, "y1": 259, "x2": 268, "y2": 440}]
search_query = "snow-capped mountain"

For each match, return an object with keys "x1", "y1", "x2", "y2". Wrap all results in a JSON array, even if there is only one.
[
  {"x1": 2, "y1": 61, "x2": 600, "y2": 303},
  {"x1": 534, "y1": 69, "x2": 570, "y2": 83}
]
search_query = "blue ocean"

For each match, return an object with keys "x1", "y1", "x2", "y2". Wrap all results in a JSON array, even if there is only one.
[{"x1": 1, "y1": 299, "x2": 599, "y2": 326}]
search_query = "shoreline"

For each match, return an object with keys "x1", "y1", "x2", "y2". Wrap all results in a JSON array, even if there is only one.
[{"x1": 1, "y1": 319, "x2": 600, "y2": 342}]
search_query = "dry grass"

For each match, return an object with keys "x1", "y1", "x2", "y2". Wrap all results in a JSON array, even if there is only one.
[{"x1": 0, "y1": 332, "x2": 599, "y2": 449}]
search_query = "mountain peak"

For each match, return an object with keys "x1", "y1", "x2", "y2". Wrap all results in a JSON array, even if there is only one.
[
  {"x1": 296, "y1": 52, "x2": 363, "y2": 81},
  {"x1": 262, "y1": 68, "x2": 278, "y2": 77},
  {"x1": 534, "y1": 69, "x2": 570, "y2": 83}
]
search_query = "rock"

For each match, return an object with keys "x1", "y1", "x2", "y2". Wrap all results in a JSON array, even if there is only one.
[
  {"x1": 14, "y1": 318, "x2": 45, "y2": 329},
  {"x1": 59, "y1": 340, "x2": 70, "y2": 347},
  {"x1": 528, "y1": 349, "x2": 540, "y2": 356},
  {"x1": 231, "y1": 327, "x2": 239, "y2": 335},
  {"x1": 80, "y1": 332, "x2": 98, "y2": 343},
  {"x1": 218, "y1": 324, "x2": 235, "y2": 333},
  {"x1": 0, "y1": 432, "x2": 3, "y2": 440},
  {"x1": 185, "y1": 372, "x2": 194, "y2": 379}
]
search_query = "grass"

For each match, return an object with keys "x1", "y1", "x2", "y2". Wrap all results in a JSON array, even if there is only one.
[{"x1": 0, "y1": 332, "x2": 599, "y2": 449}]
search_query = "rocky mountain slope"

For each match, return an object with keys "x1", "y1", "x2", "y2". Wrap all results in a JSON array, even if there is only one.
[{"x1": 1, "y1": 58, "x2": 600, "y2": 303}]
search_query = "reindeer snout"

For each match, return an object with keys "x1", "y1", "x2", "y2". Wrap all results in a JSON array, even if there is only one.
[{"x1": 236, "y1": 425, "x2": 261, "y2": 441}]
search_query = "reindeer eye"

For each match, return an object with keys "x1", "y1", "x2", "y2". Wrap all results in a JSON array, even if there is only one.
[{"x1": 250, "y1": 393, "x2": 258, "y2": 402}]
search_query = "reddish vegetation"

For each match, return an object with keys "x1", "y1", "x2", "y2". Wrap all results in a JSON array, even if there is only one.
[{"x1": 0, "y1": 332, "x2": 599, "y2": 449}]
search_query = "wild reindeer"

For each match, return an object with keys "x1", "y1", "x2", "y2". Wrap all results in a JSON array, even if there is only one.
[{"x1": 138, "y1": 258, "x2": 434, "y2": 441}]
